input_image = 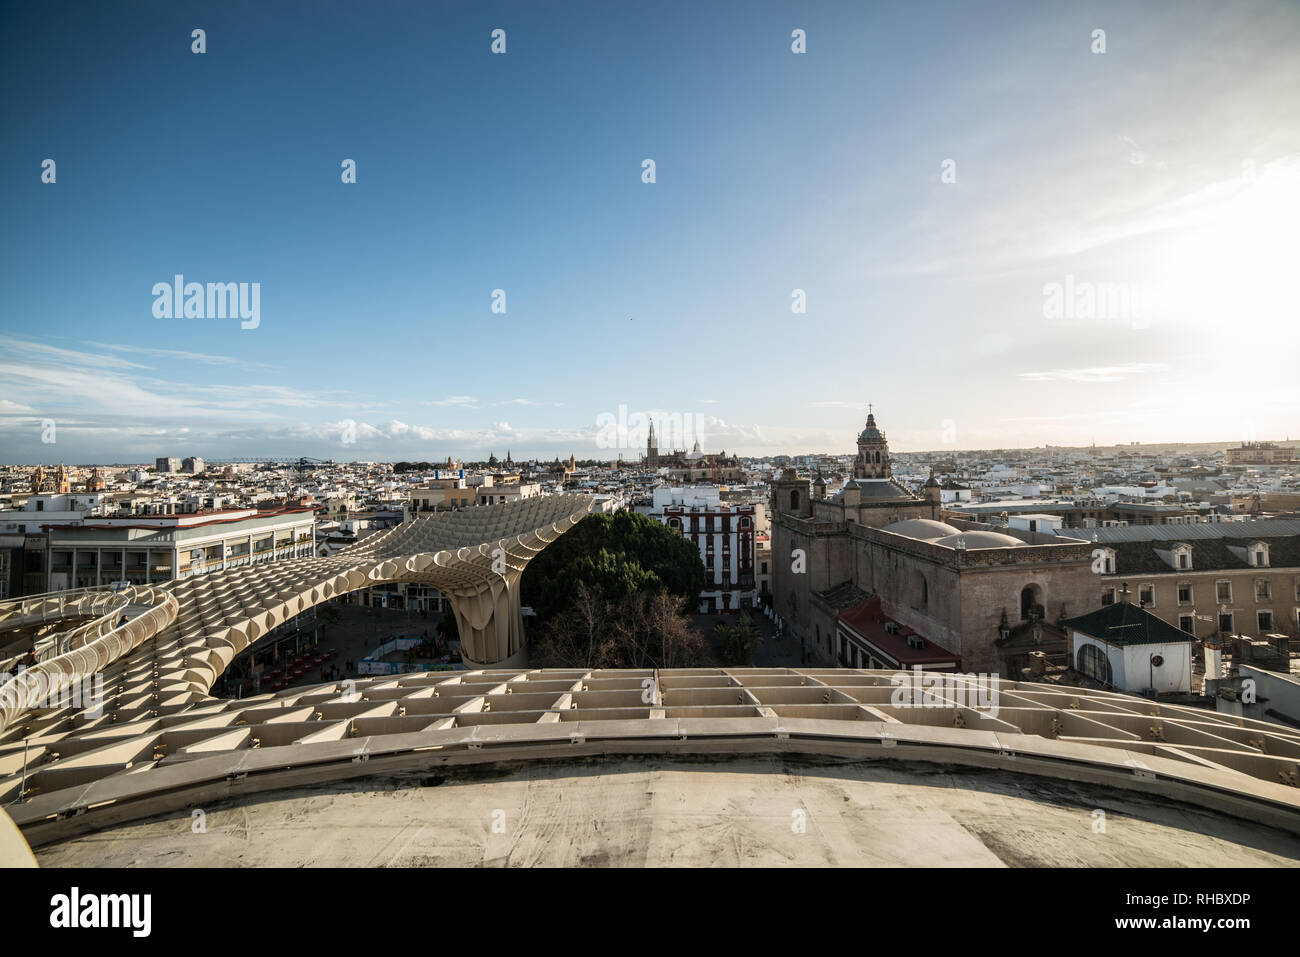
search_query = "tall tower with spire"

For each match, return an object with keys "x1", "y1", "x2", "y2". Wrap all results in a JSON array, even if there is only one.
[
  {"x1": 646, "y1": 419, "x2": 659, "y2": 468},
  {"x1": 853, "y1": 404, "x2": 891, "y2": 479}
]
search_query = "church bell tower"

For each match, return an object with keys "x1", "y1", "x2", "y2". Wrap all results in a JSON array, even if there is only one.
[{"x1": 854, "y1": 405, "x2": 891, "y2": 479}]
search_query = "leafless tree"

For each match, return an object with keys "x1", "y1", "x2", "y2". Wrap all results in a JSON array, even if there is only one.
[{"x1": 531, "y1": 586, "x2": 706, "y2": 669}]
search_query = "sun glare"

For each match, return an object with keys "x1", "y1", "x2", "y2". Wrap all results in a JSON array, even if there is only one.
[{"x1": 1155, "y1": 161, "x2": 1300, "y2": 334}]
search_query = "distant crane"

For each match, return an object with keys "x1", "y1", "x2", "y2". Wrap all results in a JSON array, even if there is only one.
[
  {"x1": 204, "y1": 456, "x2": 335, "y2": 479},
  {"x1": 294, "y1": 456, "x2": 334, "y2": 478}
]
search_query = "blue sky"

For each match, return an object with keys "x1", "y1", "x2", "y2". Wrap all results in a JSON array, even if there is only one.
[{"x1": 2, "y1": 0, "x2": 1298, "y2": 463}]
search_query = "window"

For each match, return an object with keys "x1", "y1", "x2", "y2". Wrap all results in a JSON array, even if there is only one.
[
  {"x1": 1021, "y1": 584, "x2": 1043, "y2": 620},
  {"x1": 1255, "y1": 579, "x2": 1271, "y2": 601},
  {"x1": 1101, "y1": 588, "x2": 1115, "y2": 606},
  {"x1": 1253, "y1": 545, "x2": 1269, "y2": 567},
  {"x1": 790, "y1": 490, "x2": 799, "y2": 510},
  {"x1": 1179, "y1": 615, "x2": 1196, "y2": 635},
  {"x1": 1216, "y1": 581, "x2": 1232, "y2": 603},
  {"x1": 36, "y1": 500, "x2": 44, "y2": 511},
  {"x1": 1077, "y1": 643, "x2": 1113, "y2": 686},
  {"x1": 1139, "y1": 584, "x2": 1154, "y2": 607},
  {"x1": 1219, "y1": 612, "x2": 1234, "y2": 634},
  {"x1": 1258, "y1": 611, "x2": 1273, "y2": 632},
  {"x1": 912, "y1": 572, "x2": 929, "y2": 611},
  {"x1": 1178, "y1": 552, "x2": 1189, "y2": 569},
  {"x1": 1177, "y1": 583, "x2": 1193, "y2": 604}
]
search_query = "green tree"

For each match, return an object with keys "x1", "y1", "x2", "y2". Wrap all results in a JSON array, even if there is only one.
[{"x1": 521, "y1": 511, "x2": 705, "y2": 620}]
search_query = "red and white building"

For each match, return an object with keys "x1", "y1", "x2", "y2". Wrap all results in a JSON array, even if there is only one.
[{"x1": 651, "y1": 487, "x2": 758, "y2": 613}]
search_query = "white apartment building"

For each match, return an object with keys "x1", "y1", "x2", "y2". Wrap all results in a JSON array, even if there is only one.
[
  {"x1": 6, "y1": 503, "x2": 317, "y2": 592},
  {"x1": 649, "y1": 486, "x2": 761, "y2": 613}
]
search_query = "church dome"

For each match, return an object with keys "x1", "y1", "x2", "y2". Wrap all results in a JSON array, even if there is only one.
[
  {"x1": 880, "y1": 518, "x2": 960, "y2": 540},
  {"x1": 933, "y1": 531, "x2": 1024, "y2": 549},
  {"x1": 858, "y1": 412, "x2": 885, "y2": 443}
]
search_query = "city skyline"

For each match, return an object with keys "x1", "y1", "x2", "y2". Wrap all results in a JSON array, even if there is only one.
[
  {"x1": 0, "y1": 424, "x2": 1292, "y2": 468},
  {"x1": 2, "y1": 0, "x2": 1298, "y2": 462}
]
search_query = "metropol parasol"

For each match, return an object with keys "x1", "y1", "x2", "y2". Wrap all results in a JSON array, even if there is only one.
[{"x1": 2, "y1": 493, "x2": 1300, "y2": 860}]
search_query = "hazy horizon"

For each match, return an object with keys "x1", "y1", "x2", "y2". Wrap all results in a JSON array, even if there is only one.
[{"x1": 3, "y1": 433, "x2": 1293, "y2": 470}]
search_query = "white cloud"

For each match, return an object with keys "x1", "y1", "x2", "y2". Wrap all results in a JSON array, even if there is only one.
[
  {"x1": 1017, "y1": 364, "x2": 1167, "y2": 384},
  {"x1": 0, "y1": 336, "x2": 150, "y2": 371},
  {"x1": 424, "y1": 395, "x2": 479, "y2": 408},
  {"x1": 84, "y1": 340, "x2": 280, "y2": 371},
  {"x1": 808, "y1": 400, "x2": 862, "y2": 409}
]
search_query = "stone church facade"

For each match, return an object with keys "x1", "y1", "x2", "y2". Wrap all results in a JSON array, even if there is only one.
[{"x1": 771, "y1": 409, "x2": 1098, "y2": 675}]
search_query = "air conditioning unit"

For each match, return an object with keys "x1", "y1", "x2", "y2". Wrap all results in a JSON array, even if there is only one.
[
  {"x1": 906, "y1": 635, "x2": 925, "y2": 649},
  {"x1": 884, "y1": 622, "x2": 898, "y2": 634}
]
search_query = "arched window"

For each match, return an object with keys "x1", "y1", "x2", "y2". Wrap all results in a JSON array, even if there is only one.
[
  {"x1": 911, "y1": 570, "x2": 928, "y2": 611},
  {"x1": 790, "y1": 490, "x2": 800, "y2": 510},
  {"x1": 1020, "y1": 584, "x2": 1044, "y2": 621},
  {"x1": 1077, "y1": 643, "x2": 1113, "y2": 686}
]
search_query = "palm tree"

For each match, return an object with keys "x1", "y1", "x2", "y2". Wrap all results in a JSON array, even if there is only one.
[{"x1": 717, "y1": 615, "x2": 762, "y2": 666}]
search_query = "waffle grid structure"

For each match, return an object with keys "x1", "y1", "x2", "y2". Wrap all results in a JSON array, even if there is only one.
[
  {"x1": 6, "y1": 667, "x2": 1300, "y2": 845},
  {"x1": 3, "y1": 493, "x2": 1300, "y2": 846}
]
